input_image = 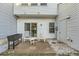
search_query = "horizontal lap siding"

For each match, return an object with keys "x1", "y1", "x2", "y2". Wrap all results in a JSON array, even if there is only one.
[
  {"x1": 57, "y1": 4, "x2": 79, "y2": 50},
  {"x1": 0, "y1": 3, "x2": 17, "y2": 38},
  {"x1": 17, "y1": 19, "x2": 55, "y2": 38}
]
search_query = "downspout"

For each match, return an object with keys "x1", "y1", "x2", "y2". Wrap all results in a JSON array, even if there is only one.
[{"x1": 55, "y1": 3, "x2": 60, "y2": 40}]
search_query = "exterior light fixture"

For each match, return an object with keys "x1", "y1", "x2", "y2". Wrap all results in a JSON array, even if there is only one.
[
  {"x1": 66, "y1": 16, "x2": 71, "y2": 19},
  {"x1": 16, "y1": 3, "x2": 21, "y2": 6}
]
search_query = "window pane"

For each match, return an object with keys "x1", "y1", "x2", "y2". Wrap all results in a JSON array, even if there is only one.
[
  {"x1": 49, "y1": 23, "x2": 55, "y2": 33},
  {"x1": 21, "y1": 3, "x2": 28, "y2": 6},
  {"x1": 31, "y1": 3, "x2": 38, "y2": 6},
  {"x1": 49, "y1": 23, "x2": 54, "y2": 27},
  {"x1": 49, "y1": 28, "x2": 55, "y2": 33},
  {"x1": 24, "y1": 23, "x2": 30, "y2": 31},
  {"x1": 40, "y1": 3, "x2": 47, "y2": 6}
]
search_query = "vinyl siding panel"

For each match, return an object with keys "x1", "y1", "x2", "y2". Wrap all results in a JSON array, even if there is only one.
[
  {"x1": 57, "y1": 3, "x2": 79, "y2": 50},
  {"x1": 17, "y1": 19, "x2": 55, "y2": 38},
  {"x1": 0, "y1": 3, "x2": 17, "y2": 38},
  {"x1": 14, "y1": 3, "x2": 58, "y2": 15}
]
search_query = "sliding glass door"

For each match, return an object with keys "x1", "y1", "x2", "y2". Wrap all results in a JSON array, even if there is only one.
[
  {"x1": 24, "y1": 23, "x2": 37, "y2": 38},
  {"x1": 24, "y1": 23, "x2": 30, "y2": 38},
  {"x1": 31, "y1": 23, "x2": 37, "y2": 37}
]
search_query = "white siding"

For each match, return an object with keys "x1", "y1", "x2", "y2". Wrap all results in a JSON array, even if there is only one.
[
  {"x1": 17, "y1": 19, "x2": 55, "y2": 39},
  {"x1": 0, "y1": 3, "x2": 17, "y2": 38},
  {"x1": 14, "y1": 3, "x2": 57, "y2": 16},
  {"x1": 57, "y1": 3, "x2": 79, "y2": 50}
]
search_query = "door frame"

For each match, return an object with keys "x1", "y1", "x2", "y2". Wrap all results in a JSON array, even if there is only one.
[{"x1": 24, "y1": 22, "x2": 37, "y2": 37}]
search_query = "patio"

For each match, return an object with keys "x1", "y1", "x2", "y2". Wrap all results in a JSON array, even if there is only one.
[
  {"x1": 0, "y1": 39, "x2": 56, "y2": 56},
  {"x1": 0, "y1": 38, "x2": 79, "y2": 56}
]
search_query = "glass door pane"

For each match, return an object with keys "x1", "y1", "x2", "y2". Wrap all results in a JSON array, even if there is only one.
[
  {"x1": 24, "y1": 23, "x2": 30, "y2": 38},
  {"x1": 31, "y1": 23, "x2": 37, "y2": 37}
]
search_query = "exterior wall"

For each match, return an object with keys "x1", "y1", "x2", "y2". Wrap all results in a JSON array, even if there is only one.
[
  {"x1": 17, "y1": 19, "x2": 55, "y2": 39},
  {"x1": 0, "y1": 3, "x2": 17, "y2": 38},
  {"x1": 14, "y1": 3, "x2": 57, "y2": 15},
  {"x1": 15, "y1": 3, "x2": 57, "y2": 39},
  {"x1": 57, "y1": 3, "x2": 79, "y2": 50}
]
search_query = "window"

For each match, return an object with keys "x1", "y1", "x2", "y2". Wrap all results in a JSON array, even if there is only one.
[
  {"x1": 24, "y1": 23, "x2": 30, "y2": 31},
  {"x1": 31, "y1": 3, "x2": 38, "y2": 6},
  {"x1": 21, "y1": 3, "x2": 28, "y2": 6},
  {"x1": 49, "y1": 23, "x2": 55, "y2": 33},
  {"x1": 40, "y1": 3, "x2": 47, "y2": 6}
]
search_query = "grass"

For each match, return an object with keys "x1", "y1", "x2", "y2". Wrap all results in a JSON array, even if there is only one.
[
  {"x1": 0, "y1": 53, "x2": 56, "y2": 56},
  {"x1": 0, "y1": 51, "x2": 56, "y2": 56},
  {"x1": 1, "y1": 50, "x2": 79, "y2": 56},
  {"x1": 1, "y1": 51, "x2": 79, "y2": 56}
]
